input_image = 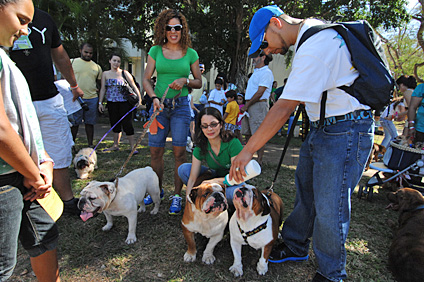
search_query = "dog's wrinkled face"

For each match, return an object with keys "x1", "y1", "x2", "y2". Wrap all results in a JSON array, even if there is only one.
[
  {"x1": 189, "y1": 183, "x2": 227, "y2": 215},
  {"x1": 78, "y1": 181, "x2": 117, "y2": 214},
  {"x1": 233, "y1": 185, "x2": 270, "y2": 221},
  {"x1": 387, "y1": 188, "x2": 424, "y2": 211},
  {"x1": 76, "y1": 158, "x2": 89, "y2": 170}
]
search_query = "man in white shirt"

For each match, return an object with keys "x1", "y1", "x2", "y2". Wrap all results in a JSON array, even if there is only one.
[
  {"x1": 230, "y1": 5, "x2": 374, "y2": 282},
  {"x1": 241, "y1": 52, "x2": 274, "y2": 164}
]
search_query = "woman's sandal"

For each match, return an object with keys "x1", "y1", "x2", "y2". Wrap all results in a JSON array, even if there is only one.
[{"x1": 102, "y1": 146, "x2": 119, "y2": 152}]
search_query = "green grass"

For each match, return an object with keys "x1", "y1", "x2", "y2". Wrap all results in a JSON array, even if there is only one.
[{"x1": 11, "y1": 121, "x2": 398, "y2": 282}]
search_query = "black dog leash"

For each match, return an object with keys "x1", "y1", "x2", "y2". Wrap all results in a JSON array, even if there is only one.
[{"x1": 267, "y1": 104, "x2": 304, "y2": 191}]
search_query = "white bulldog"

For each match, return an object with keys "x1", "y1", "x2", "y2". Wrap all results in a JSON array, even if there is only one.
[
  {"x1": 73, "y1": 147, "x2": 97, "y2": 179},
  {"x1": 78, "y1": 167, "x2": 161, "y2": 244},
  {"x1": 181, "y1": 183, "x2": 228, "y2": 264},
  {"x1": 229, "y1": 184, "x2": 284, "y2": 277}
]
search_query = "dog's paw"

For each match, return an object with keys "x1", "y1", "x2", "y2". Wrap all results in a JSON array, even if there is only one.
[
  {"x1": 102, "y1": 223, "x2": 113, "y2": 231},
  {"x1": 257, "y1": 259, "x2": 268, "y2": 275},
  {"x1": 125, "y1": 234, "x2": 137, "y2": 244},
  {"x1": 183, "y1": 252, "x2": 196, "y2": 262},
  {"x1": 138, "y1": 204, "x2": 146, "y2": 213},
  {"x1": 150, "y1": 207, "x2": 159, "y2": 215},
  {"x1": 229, "y1": 264, "x2": 243, "y2": 277},
  {"x1": 202, "y1": 253, "x2": 216, "y2": 265}
]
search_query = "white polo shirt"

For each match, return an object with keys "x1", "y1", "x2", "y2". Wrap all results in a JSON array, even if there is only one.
[{"x1": 245, "y1": 65, "x2": 274, "y2": 101}]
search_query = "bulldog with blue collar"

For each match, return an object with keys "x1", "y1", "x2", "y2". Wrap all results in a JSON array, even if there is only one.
[{"x1": 229, "y1": 184, "x2": 283, "y2": 277}]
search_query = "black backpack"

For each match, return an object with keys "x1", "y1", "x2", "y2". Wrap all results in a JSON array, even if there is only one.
[{"x1": 296, "y1": 20, "x2": 395, "y2": 126}]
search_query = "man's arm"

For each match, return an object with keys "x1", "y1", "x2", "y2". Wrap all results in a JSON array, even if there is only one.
[
  {"x1": 51, "y1": 45, "x2": 83, "y2": 101},
  {"x1": 230, "y1": 98, "x2": 299, "y2": 182}
]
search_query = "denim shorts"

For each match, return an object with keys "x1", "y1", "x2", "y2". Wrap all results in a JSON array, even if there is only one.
[
  {"x1": 148, "y1": 96, "x2": 191, "y2": 147},
  {"x1": 0, "y1": 172, "x2": 59, "y2": 280},
  {"x1": 71, "y1": 97, "x2": 99, "y2": 126}
]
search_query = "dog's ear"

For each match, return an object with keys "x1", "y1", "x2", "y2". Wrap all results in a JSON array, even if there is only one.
[
  {"x1": 261, "y1": 192, "x2": 271, "y2": 216},
  {"x1": 189, "y1": 189, "x2": 198, "y2": 203},
  {"x1": 100, "y1": 183, "x2": 115, "y2": 196}
]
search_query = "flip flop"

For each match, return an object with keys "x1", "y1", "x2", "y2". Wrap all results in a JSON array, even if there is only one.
[{"x1": 132, "y1": 150, "x2": 139, "y2": 155}]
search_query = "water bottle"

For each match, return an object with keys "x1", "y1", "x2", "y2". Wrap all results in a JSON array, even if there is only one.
[{"x1": 223, "y1": 160, "x2": 261, "y2": 186}]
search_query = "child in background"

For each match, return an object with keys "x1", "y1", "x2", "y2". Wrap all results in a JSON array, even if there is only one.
[
  {"x1": 223, "y1": 90, "x2": 240, "y2": 133},
  {"x1": 235, "y1": 93, "x2": 245, "y2": 143},
  {"x1": 187, "y1": 87, "x2": 199, "y2": 153},
  {"x1": 208, "y1": 78, "x2": 226, "y2": 115}
]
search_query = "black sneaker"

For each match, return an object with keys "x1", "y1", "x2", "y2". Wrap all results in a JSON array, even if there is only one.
[
  {"x1": 268, "y1": 242, "x2": 309, "y2": 263},
  {"x1": 311, "y1": 273, "x2": 337, "y2": 282},
  {"x1": 63, "y1": 198, "x2": 81, "y2": 216}
]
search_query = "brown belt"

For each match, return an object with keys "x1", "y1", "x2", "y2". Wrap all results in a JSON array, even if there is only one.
[{"x1": 246, "y1": 99, "x2": 268, "y2": 103}]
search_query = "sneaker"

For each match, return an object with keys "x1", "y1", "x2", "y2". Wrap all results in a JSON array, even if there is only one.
[
  {"x1": 63, "y1": 198, "x2": 81, "y2": 216},
  {"x1": 311, "y1": 273, "x2": 336, "y2": 282},
  {"x1": 144, "y1": 188, "x2": 164, "y2": 205},
  {"x1": 268, "y1": 242, "x2": 309, "y2": 263},
  {"x1": 169, "y1": 195, "x2": 182, "y2": 215}
]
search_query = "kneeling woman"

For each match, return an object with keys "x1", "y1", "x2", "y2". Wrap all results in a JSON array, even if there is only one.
[{"x1": 178, "y1": 107, "x2": 244, "y2": 203}]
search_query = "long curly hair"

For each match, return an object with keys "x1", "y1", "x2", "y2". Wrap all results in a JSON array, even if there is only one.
[
  {"x1": 153, "y1": 9, "x2": 192, "y2": 51},
  {"x1": 195, "y1": 107, "x2": 236, "y2": 155}
]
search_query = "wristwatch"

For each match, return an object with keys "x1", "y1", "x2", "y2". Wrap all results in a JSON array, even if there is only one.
[{"x1": 186, "y1": 78, "x2": 190, "y2": 86}]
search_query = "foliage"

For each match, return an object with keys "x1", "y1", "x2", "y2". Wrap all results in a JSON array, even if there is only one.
[
  {"x1": 34, "y1": 0, "x2": 410, "y2": 88},
  {"x1": 381, "y1": 23, "x2": 424, "y2": 79}
]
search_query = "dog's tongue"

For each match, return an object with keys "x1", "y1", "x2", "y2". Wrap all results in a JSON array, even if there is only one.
[{"x1": 80, "y1": 211, "x2": 94, "y2": 222}]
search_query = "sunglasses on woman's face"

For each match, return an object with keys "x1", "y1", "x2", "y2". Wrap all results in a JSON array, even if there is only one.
[
  {"x1": 166, "y1": 24, "x2": 182, "y2": 32},
  {"x1": 200, "y1": 122, "x2": 220, "y2": 129}
]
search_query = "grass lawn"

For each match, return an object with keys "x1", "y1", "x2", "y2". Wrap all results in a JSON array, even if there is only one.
[{"x1": 11, "y1": 121, "x2": 398, "y2": 282}]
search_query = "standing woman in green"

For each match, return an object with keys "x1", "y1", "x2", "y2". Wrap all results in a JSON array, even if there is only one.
[{"x1": 142, "y1": 9, "x2": 202, "y2": 214}]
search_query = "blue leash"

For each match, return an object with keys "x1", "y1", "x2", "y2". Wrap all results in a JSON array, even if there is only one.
[{"x1": 89, "y1": 105, "x2": 137, "y2": 157}]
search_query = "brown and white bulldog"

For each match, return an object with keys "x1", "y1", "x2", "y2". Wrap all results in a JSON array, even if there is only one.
[
  {"x1": 229, "y1": 184, "x2": 283, "y2": 277},
  {"x1": 78, "y1": 167, "x2": 160, "y2": 244},
  {"x1": 386, "y1": 188, "x2": 424, "y2": 282},
  {"x1": 181, "y1": 183, "x2": 228, "y2": 264}
]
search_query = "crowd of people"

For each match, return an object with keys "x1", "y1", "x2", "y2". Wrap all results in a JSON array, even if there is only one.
[{"x1": 0, "y1": 1, "x2": 420, "y2": 281}]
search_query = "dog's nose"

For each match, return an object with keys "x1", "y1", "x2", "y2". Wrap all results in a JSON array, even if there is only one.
[{"x1": 77, "y1": 198, "x2": 86, "y2": 210}]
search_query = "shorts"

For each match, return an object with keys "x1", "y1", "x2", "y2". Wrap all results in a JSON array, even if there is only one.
[
  {"x1": 71, "y1": 97, "x2": 99, "y2": 126},
  {"x1": 0, "y1": 172, "x2": 59, "y2": 281},
  {"x1": 225, "y1": 123, "x2": 237, "y2": 132},
  {"x1": 148, "y1": 96, "x2": 190, "y2": 147},
  {"x1": 241, "y1": 101, "x2": 269, "y2": 136},
  {"x1": 107, "y1": 101, "x2": 134, "y2": 135},
  {"x1": 32, "y1": 95, "x2": 74, "y2": 169}
]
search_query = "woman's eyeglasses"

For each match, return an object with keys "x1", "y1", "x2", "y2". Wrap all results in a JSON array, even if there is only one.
[
  {"x1": 200, "y1": 122, "x2": 220, "y2": 129},
  {"x1": 166, "y1": 24, "x2": 182, "y2": 32}
]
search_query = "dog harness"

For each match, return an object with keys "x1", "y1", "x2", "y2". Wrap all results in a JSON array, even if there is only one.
[{"x1": 237, "y1": 217, "x2": 270, "y2": 244}]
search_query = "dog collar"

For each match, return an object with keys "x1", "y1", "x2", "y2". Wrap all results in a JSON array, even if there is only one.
[{"x1": 237, "y1": 217, "x2": 269, "y2": 244}]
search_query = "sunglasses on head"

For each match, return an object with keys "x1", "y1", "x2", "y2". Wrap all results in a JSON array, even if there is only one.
[
  {"x1": 166, "y1": 24, "x2": 182, "y2": 31},
  {"x1": 200, "y1": 122, "x2": 220, "y2": 129}
]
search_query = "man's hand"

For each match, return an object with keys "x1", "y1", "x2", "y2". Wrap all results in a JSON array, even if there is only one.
[
  {"x1": 229, "y1": 150, "x2": 254, "y2": 184},
  {"x1": 72, "y1": 87, "x2": 84, "y2": 102}
]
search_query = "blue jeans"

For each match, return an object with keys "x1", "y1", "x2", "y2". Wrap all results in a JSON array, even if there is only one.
[
  {"x1": 281, "y1": 119, "x2": 373, "y2": 281},
  {"x1": 0, "y1": 172, "x2": 59, "y2": 281},
  {"x1": 178, "y1": 163, "x2": 244, "y2": 204},
  {"x1": 148, "y1": 96, "x2": 190, "y2": 147},
  {"x1": 380, "y1": 118, "x2": 398, "y2": 148}
]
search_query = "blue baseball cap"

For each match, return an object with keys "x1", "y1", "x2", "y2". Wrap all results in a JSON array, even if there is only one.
[{"x1": 249, "y1": 5, "x2": 284, "y2": 56}]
